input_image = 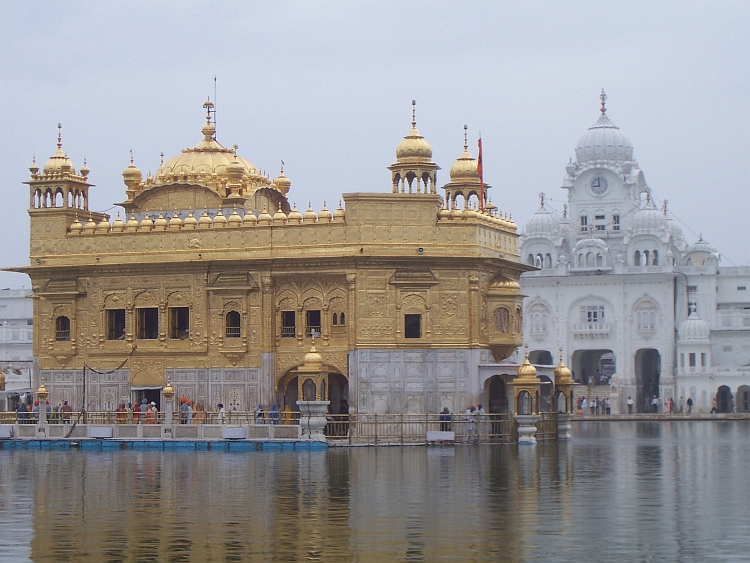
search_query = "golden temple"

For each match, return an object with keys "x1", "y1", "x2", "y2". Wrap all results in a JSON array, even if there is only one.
[{"x1": 13, "y1": 100, "x2": 529, "y2": 415}]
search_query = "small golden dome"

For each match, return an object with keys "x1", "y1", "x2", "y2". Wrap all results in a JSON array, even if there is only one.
[
  {"x1": 162, "y1": 376, "x2": 175, "y2": 400},
  {"x1": 138, "y1": 214, "x2": 154, "y2": 231},
  {"x1": 111, "y1": 214, "x2": 125, "y2": 233},
  {"x1": 517, "y1": 354, "x2": 538, "y2": 379},
  {"x1": 44, "y1": 125, "x2": 75, "y2": 174},
  {"x1": 228, "y1": 208, "x2": 242, "y2": 227},
  {"x1": 465, "y1": 208, "x2": 477, "y2": 219},
  {"x1": 123, "y1": 159, "x2": 142, "y2": 181},
  {"x1": 273, "y1": 205, "x2": 287, "y2": 225},
  {"x1": 274, "y1": 171, "x2": 291, "y2": 194},
  {"x1": 303, "y1": 342, "x2": 324, "y2": 368},
  {"x1": 69, "y1": 216, "x2": 83, "y2": 234},
  {"x1": 183, "y1": 211, "x2": 198, "y2": 229},
  {"x1": 83, "y1": 215, "x2": 97, "y2": 233},
  {"x1": 438, "y1": 206, "x2": 450, "y2": 219},
  {"x1": 168, "y1": 212, "x2": 183, "y2": 230},
  {"x1": 153, "y1": 212, "x2": 168, "y2": 231},
  {"x1": 395, "y1": 101, "x2": 433, "y2": 162},
  {"x1": 302, "y1": 202, "x2": 317, "y2": 224},
  {"x1": 213, "y1": 210, "x2": 228, "y2": 228},
  {"x1": 257, "y1": 207, "x2": 273, "y2": 226},
  {"x1": 287, "y1": 203, "x2": 302, "y2": 224},
  {"x1": 226, "y1": 155, "x2": 244, "y2": 178},
  {"x1": 123, "y1": 213, "x2": 138, "y2": 232},
  {"x1": 36, "y1": 379, "x2": 49, "y2": 401},
  {"x1": 554, "y1": 355, "x2": 574, "y2": 385},
  {"x1": 29, "y1": 156, "x2": 39, "y2": 175},
  {"x1": 333, "y1": 201, "x2": 345, "y2": 223},
  {"x1": 80, "y1": 158, "x2": 90, "y2": 177},
  {"x1": 242, "y1": 210, "x2": 257, "y2": 226},
  {"x1": 318, "y1": 202, "x2": 332, "y2": 223},
  {"x1": 96, "y1": 216, "x2": 111, "y2": 233},
  {"x1": 198, "y1": 210, "x2": 213, "y2": 229},
  {"x1": 450, "y1": 207, "x2": 464, "y2": 219},
  {"x1": 449, "y1": 150, "x2": 480, "y2": 182}
]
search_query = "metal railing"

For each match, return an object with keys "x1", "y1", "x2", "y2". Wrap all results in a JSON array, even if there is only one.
[{"x1": 0, "y1": 410, "x2": 558, "y2": 443}]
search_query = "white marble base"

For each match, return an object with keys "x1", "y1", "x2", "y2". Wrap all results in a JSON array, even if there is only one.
[
  {"x1": 296, "y1": 400, "x2": 330, "y2": 442},
  {"x1": 557, "y1": 413, "x2": 573, "y2": 440},
  {"x1": 515, "y1": 414, "x2": 540, "y2": 445}
]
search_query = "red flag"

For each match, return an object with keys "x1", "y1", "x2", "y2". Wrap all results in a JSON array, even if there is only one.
[{"x1": 477, "y1": 136, "x2": 484, "y2": 211}]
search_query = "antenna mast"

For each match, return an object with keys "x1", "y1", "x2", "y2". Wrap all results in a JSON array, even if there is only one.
[{"x1": 213, "y1": 76, "x2": 217, "y2": 131}]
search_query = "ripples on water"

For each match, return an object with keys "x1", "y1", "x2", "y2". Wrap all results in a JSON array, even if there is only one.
[{"x1": 0, "y1": 421, "x2": 748, "y2": 562}]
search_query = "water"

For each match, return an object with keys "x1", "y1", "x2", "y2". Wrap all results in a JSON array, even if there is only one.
[{"x1": 1, "y1": 421, "x2": 749, "y2": 562}]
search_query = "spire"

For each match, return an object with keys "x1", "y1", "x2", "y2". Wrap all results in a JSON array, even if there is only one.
[
  {"x1": 411, "y1": 99, "x2": 416, "y2": 128},
  {"x1": 463, "y1": 124, "x2": 468, "y2": 151},
  {"x1": 600, "y1": 89, "x2": 607, "y2": 114},
  {"x1": 539, "y1": 192, "x2": 545, "y2": 207},
  {"x1": 57, "y1": 123, "x2": 63, "y2": 151}
]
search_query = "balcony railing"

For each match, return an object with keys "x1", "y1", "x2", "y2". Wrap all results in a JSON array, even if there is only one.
[
  {"x1": 572, "y1": 322, "x2": 611, "y2": 338},
  {"x1": 305, "y1": 325, "x2": 321, "y2": 338},
  {"x1": 280, "y1": 326, "x2": 296, "y2": 338},
  {"x1": 715, "y1": 310, "x2": 750, "y2": 331}
]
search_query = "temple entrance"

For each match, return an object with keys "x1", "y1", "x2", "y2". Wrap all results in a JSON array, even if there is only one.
[
  {"x1": 737, "y1": 385, "x2": 750, "y2": 413},
  {"x1": 131, "y1": 388, "x2": 161, "y2": 411},
  {"x1": 717, "y1": 385, "x2": 733, "y2": 413},
  {"x1": 277, "y1": 369, "x2": 348, "y2": 413},
  {"x1": 529, "y1": 350, "x2": 553, "y2": 365},
  {"x1": 571, "y1": 349, "x2": 616, "y2": 386},
  {"x1": 635, "y1": 348, "x2": 661, "y2": 413},
  {"x1": 487, "y1": 375, "x2": 509, "y2": 414}
]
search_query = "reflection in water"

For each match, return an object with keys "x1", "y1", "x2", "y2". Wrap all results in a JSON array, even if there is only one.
[{"x1": 0, "y1": 422, "x2": 748, "y2": 561}]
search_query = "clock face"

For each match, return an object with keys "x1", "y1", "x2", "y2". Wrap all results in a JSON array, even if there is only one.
[{"x1": 590, "y1": 175, "x2": 609, "y2": 195}]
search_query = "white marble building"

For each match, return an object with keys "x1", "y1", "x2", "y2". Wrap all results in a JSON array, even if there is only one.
[
  {"x1": 519, "y1": 92, "x2": 750, "y2": 414},
  {"x1": 0, "y1": 288, "x2": 34, "y2": 391}
]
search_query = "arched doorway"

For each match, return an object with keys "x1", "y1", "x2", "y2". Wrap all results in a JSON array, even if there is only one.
[
  {"x1": 529, "y1": 350, "x2": 553, "y2": 365},
  {"x1": 571, "y1": 349, "x2": 616, "y2": 386},
  {"x1": 487, "y1": 375, "x2": 509, "y2": 414},
  {"x1": 538, "y1": 375, "x2": 553, "y2": 412},
  {"x1": 277, "y1": 369, "x2": 348, "y2": 413},
  {"x1": 635, "y1": 348, "x2": 661, "y2": 413},
  {"x1": 737, "y1": 385, "x2": 750, "y2": 413},
  {"x1": 717, "y1": 385, "x2": 733, "y2": 413}
]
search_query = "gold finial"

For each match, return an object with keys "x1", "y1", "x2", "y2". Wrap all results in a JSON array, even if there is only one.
[
  {"x1": 57, "y1": 123, "x2": 62, "y2": 149},
  {"x1": 539, "y1": 192, "x2": 545, "y2": 207},
  {"x1": 129, "y1": 150, "x2": 134, "y2": 165},
  {"x1": 463, "y1": 124, "x2": 468, "y2": 151},
  {"x1": 411, "y1": 99, "x2": 417, "y2": 128},
  {"x1": 663, "y1": 199, "x2": 668, "y2": 215},
  {"x1": 160, "y1": 152, "x2": 164, "y2": 165},
  {"x1": 600, "y1": 89, "x2": 607, "y2": 114},
  {"x1": 203, "y1": 97, "x2": 214, "y2": 123},
  {"x1": 232, "y1": 144, "x2": 238, "y2": 156},
  {"x1": 280, "y1": 160, "x2": 284, "y2": 174}
]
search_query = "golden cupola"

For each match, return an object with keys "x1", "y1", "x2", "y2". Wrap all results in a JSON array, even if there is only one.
[
  {"x1": 119, "y1": 100, "x2": 292, "y2": 216},
  {"x1": 43, "y1": 125, "x2": 76, "y2": 175},
  {"x1": 442, "y1": 125, "x2": 488, "y2": 211},
  {"x1": 388, "y1": 100, "x2": 440, "y2": 195},
  {"x1": 273, "y1": 163, "x2": 291, "y2": 195}
]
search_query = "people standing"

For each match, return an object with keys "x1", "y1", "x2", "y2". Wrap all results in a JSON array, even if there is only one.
[
  {"x1": 61, "y1": 400, "x2": 72, "y2": 423},
  {"x1": 439, "y1": 407, "x2": 452, "y2": 431},
  {"x1": 179, "y1": 398, "x2": 188, "y2": 424},
  {"x1": 126, "y1": 403, "x2": 134, "y2": 424},
  {"x1": 269, "y1": 404, "x2": 279, "y2": 425},
  {"x1": 651, "y1": 395, "x2": 659, "y2": 414},
  {"x1": 678, "y1": 396, "x2": 684, "y2": 414},
  {"x1": 686, "y1": 396, "x2": 693, "y2": 415},
  {"x1": 581, "y1": 397, "x2": 588, "y2": 415},
  {"x1": 626, "y1": 396, "x2": 634, "y2": 414},
  {"x1": 217, "y1": 403, "x2": 226, "y2": 424},
  {"x1": 254, "y1": 404, "x2": 264, "y2": 424}
]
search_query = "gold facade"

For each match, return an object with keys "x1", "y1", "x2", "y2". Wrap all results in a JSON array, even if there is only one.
[{"x1": 14, "y1": 103, "x2": 529, "y2": 413}]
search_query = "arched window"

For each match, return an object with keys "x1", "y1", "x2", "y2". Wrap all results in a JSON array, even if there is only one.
[
  {"x1": 55, "y1": 316, "x2": 71, "y2": 342},
  {"x1": 586, "y1": 252, "x2": 594, "y2": 267},
  {"x1": 535, "y1": 254, "x2": 543, "y2": 268},
  {"x1": 596, "y1": 253, "x2": 603, "y2": 267},
  {"x1": 643, "y1": 250, "x2": 650, "y2": 265},
  {"x1": 545, "y1": 253, "x2": 552, "y2": 269},
  {"x1": 527, "y1": 254, "x2": 534, "y2": 266},
  {"x1": 225, "y1": 311, "x2": 241, "y2": 338},
  {"x1": 577, "y1": 254, "x2": 584, "y2": 268},
  {"x1": 517, "y1": 391, "x2": 532, "y2": 415},
  {"x1": 339, "y1": 312, "x2": 345, "y2": 325},
  {"x1": 634, "y1": 250, "x2": 641, "y2": 266},
  {"x1": 332, "y1": 312, "x2": 338, "y2": 326},
  {"x1": 652, "y1": 250, "x2": 659, "y2": 265},
  {"x1": 302, "y1": 379, "x2": 316, "y2": 401}
]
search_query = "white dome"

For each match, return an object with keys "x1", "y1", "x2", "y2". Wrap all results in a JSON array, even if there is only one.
[
  {"x1": 525, "y1": 205, "x2": 560, "y2": 236},
  {"x1": 632, "y1": 200, "x2": 667, "y2": 233},
  {"x1": 575, "y1": 113, "x2": 634, "y2": 164},
  {"x1": 678, "y1": 311, "x2": 710, "y2": 342},
  {"x1": 687, "y1": 237, "x2": 718, "y2": 255},
  {"x1": 574, "y1": 235, "x2": 608, "y2": 253}
]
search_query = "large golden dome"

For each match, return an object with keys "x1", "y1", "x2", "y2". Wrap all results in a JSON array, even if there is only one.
[{"x1": 154, "y1": 100, "x2": 262, "y2": 187}]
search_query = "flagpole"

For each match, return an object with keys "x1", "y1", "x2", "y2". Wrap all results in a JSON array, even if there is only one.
[{"x1": 477, "y1": 135, "x2": 484, "y2": 212}]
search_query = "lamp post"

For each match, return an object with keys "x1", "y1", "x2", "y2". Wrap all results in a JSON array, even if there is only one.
[
  {"x1": 296, "y1": 342, "x2": 330, "y2": 442},
  {"x1": 162, "y1": 376, "x2": 175, "y2": 429},
  {"x1": 553, "y1": 351, "x2": 577, "y2": 440},
  {"x1": 36, "y1": 378, "x2": 49, "y2": 435}
]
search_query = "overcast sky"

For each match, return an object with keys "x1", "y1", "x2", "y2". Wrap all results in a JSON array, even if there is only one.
[{"x1": 1, "y1": 1, "x2": 748, "y2": 288}]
